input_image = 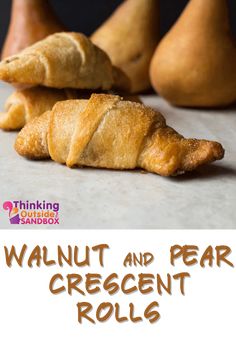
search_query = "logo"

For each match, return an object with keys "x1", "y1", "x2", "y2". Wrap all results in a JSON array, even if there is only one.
[{"x1": 3, "y1": 200, "x2": 60, "y2": 225}]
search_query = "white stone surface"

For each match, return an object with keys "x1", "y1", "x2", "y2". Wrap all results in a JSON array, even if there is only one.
[{"x1": 0, "y1": 82, "x2": 235, "y2": 229}]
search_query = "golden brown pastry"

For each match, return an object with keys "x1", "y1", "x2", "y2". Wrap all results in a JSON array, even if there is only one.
[
  {"x1": 1, "y1": 0, "x2": 66, "y2": 60},
  {"x1": 150, "y1": 0, "x2": 236, "y2": 107},
  {"x1": 0, "y1": 32, "x2": 130, "y2": 92},
  {"x1": 15, "y1": 94, "x2": 224, "y2": 177},
  {"x1": 0, "y1": 86, "x2": 78, "y2": 131},
  {"x1": 91, "y1": 0, "x2": 159, "y2": 93},
  {"x1": 0, "y1": 86, "x2": 140, "y2": 131}
]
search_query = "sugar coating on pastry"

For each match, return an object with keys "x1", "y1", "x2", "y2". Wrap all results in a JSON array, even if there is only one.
[{"x1": 15, "y1": 94, "x2": 224, "y2": 176}]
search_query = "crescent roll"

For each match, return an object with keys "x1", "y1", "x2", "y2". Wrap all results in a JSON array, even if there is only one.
[
  {"x1": 15, "y1": 94, "x2": 224, "y2": 177},
  {"x1": 0, "y1": 87, "x2": 78, "y2": 130},
  {"x1": 0, "y1": 32, "x2": 130, "y2": 92}
]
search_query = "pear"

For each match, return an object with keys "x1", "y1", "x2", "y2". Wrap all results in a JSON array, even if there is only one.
[
  {"x1": 91, "y1": 0, "x2": 159, "y2": 93},
  {"x1": 150, "y1": 0, "x2": 236, "y2": 108},
  {"x1": 1, "y1": 0, "x2": 66, "y2": 60}
]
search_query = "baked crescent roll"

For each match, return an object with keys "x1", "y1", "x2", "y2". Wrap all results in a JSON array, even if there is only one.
[
  {"x1": 0, "y1": 32, "x2": 130, "y2": 92},
  {"x1": 0, "y1": 87, "x2": 78, "y2": 131},
  {"x1": 15, "y1": 94, "x2": 224, "y2": 176}
]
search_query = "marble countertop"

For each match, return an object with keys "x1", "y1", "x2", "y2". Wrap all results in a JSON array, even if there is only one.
[{"x1": 0, "y1": 83, "x2": 235, "y2": 229}]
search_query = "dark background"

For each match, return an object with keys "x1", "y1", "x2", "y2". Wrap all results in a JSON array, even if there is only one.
[{"x1": 0, "y1": 0, "x2": 236, "y2": 49}]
